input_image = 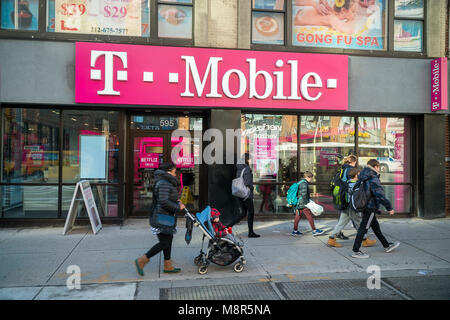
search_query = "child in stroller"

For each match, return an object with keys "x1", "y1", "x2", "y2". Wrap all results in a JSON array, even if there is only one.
[{"x1": 185, "y1": 206, "x2": 246, "y2": 275}]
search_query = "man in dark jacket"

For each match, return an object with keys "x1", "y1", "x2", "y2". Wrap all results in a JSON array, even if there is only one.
[
  {"x1": 135, "y1": 162, "x2": 185, "y2": 276},
  {"x1": 351, "y1": 159, "x2": 400, "y2": 259},
  {"x1": 235, "y1": 153, "x2": 260, "y2": 238}
]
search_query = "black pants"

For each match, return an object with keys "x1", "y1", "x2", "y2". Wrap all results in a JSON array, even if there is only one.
[
  {"x1": 241, "y1": 197, "x2": 255, "y2": 234},
  {"x1": 145, "y1": 233, "x2": 173, "y2": 260},
  {"x1": 353, "y1": 209, "x2": 390, "y2": 252},
  {"x1": 228, "y1": 197, "x2": 255, "y2": 233}
]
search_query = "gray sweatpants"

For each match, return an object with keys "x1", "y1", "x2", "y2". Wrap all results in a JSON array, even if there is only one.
[{"x1": 330, "y1": 208, "x2": 362, "y2": 237}]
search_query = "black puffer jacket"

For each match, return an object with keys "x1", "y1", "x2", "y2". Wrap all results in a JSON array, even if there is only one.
[
  {"x1": 150, "y1": 170, "x2": 181, "y2": 234},
  {"x1": 359, "y1": 166, "x2": 393, "y2": 213}
]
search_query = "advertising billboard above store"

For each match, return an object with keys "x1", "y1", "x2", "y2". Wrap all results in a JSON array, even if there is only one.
[{"x1": 75, "y1": 42, "x2": 348, "y2": 110}]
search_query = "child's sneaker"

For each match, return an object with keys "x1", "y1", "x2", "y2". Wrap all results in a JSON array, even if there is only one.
[
  {"x1": 351, "y1": 251, "x2": 369, "y2": 259},
  {"x1": 312, "y1": 229, "x2": 325, "y2": 236},
  {"x1": 291, "y1": 230, "x2": 302, "y2": 236},
  {"x1": 385, "y1": 242, "x2": 400, "y2": 253}
]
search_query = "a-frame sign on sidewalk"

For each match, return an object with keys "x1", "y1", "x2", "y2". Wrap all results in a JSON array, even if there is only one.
[{"x1": 63, "y1": 180, "x2": 102, "y2": 235}]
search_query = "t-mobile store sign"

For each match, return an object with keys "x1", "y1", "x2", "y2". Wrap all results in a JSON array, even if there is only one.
[
  {"x1": 430, "y1": 57, "x2": 448, "y2": 112},
  {"x1": 75, "y1": 42, "x2": 348, "y2": 110}
]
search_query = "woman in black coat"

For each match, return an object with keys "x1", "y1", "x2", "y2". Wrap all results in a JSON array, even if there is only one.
[
  {"x1": 235, "y1": 153, "x2": 260, "y2": 238},
  {"x1": 135, "y1": 162, "x2": 185, "y2": 276}
]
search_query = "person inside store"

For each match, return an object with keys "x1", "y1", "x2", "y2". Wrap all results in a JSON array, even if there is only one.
[{"x1": 135, "y1": 162, "x2": 185, "y2": 276}]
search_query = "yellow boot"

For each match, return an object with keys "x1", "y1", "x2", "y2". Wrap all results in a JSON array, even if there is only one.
[
  {"x1": 134, "y1": 255, "x2": 150, "y2": 276},
  {"x1": 362, "y1": 238, "x2": 377, "y2": 247},
  {"x1": 164, "y1": 259, "x2": 181, "y2": 273},
  {"x1": 327, "y1": 237, "x2": 343, "y2": 248}
]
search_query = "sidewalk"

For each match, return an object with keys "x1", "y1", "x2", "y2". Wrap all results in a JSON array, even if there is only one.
[{"x1": 1, "y1": 216, "x2": 450, "y2": 300}]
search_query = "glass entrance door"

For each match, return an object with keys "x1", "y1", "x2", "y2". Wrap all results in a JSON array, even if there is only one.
[{"x1": 130, "y1": 134, "x2": 168, "y2": 216}]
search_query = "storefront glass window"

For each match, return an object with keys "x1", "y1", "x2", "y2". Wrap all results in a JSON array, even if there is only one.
[
  {"x1": 241, "y1": 114, "x2": 297, "y2": 214},
  {"x1": 300, "y1": 116, "x2": 355, "y2": 183},
  {"x1": 1, "y1": 185, "x2": 59, "y2": 218},
  {"x1": 62, "y1": 110, "x2": 119, "y2": 183},
  {"x1": 1, "y1": 0, "x2": 39, "y2": 31},
  {"x1": 61, "y1": 184, "x2": 119, "y2": 218},
  {"x1": 46, "y1": 0, "x2": 151, "y2": 37},
  {"x1": 2, "y1": 108, "x2": 60, "y2": 183},
  {"x1": 157, "y1": 0, "x2": 193, "y2": 39},
  {"x1": 358, "y1": 117, "x2": 411, "y2": 183}
]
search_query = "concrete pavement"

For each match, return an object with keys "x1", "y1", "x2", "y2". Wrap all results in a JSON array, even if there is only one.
[{"x1": 0, "y1": 217, "x2": 449, "y2": 300}]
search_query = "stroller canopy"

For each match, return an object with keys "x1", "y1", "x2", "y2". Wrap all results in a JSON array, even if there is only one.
[{"x1": 196, "y1": 206, "x2": 216, "y2": 239}]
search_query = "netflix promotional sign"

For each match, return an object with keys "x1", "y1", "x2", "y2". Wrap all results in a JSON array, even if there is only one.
[
  {"x1": 431, "y1": 57, "x2": 448, "y2": 112},
  {"x1": 75, "y1": 42, "x2": 348, "y2": 110}
]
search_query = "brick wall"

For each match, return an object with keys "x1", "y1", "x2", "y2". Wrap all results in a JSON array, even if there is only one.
[{"x1": 446, "y1": 115, "x2": 450, "y2": 216}]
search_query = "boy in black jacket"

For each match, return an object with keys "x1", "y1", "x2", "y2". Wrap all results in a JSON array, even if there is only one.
[{"x1": 351, "y1": 159, "x2": 400, "y2": 259}]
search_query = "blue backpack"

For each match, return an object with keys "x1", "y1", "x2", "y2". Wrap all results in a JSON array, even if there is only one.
[{"x1": 286, "y1": 180, "x2": 306, "y2": 207}]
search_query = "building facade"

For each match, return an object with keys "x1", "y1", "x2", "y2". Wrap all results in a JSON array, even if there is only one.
[{"x1": 0, "y1": 0, "x2": 449, "y2": 225}]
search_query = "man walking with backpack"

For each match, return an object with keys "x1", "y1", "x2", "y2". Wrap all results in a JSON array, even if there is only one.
[{"x1": 351, "y1": 159, "x2": 400, "y2": 259}]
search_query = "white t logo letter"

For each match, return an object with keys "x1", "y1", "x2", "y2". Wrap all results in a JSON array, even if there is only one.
[{"x1": 90, "y1": 50, "x2": 128, "y2": 96}]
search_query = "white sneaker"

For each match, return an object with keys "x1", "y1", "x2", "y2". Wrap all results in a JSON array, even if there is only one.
[
  {"x1": 351, "y1": 251, "x2": 369, "y2": 259},
  {"x1": 385, "y1": 242, "x2": 400, "y2": 253}
]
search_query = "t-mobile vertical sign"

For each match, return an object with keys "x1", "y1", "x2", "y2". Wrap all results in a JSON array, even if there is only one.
[
  {"x1": 75, "y1": 42, "x2": 348, "y2": 110},
  {"x1": 431, "y1": 57, "x2": 448, "y2": 112}
]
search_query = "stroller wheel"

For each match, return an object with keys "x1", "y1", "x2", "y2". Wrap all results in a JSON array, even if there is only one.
[
  {"x1": 198, "y1": 266, "x2": 208, "y2": 275},
  {"x1": 194, "y1": 255, "x2": 202, "y2": 266},
  {"x1": 233, "y1": 263, "x2": 244, "y2": 273}
]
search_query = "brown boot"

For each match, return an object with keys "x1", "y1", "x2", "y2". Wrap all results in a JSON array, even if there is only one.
[
  {"x1": 163, "y1": 259, "x2": 181, "y2": 273},
  {"x1": 134, "y1": 255, "x2": 150, "y2": 276},
  {"x1": 362, "y1": 238, "x2": 377, "y2": 247},
  {"x1": 327, "y1": 237, "x2": 343, "y2": 248}
]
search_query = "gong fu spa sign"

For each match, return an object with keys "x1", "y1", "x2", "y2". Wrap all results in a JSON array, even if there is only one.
[{"x1": 75, "y1": 42, "x2": 348, "y2": 110}]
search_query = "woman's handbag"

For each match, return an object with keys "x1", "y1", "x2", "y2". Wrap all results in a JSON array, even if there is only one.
[
  {"x1": 305, "y1": 200, "x2": 324, "y2": 216},
  {"x1": 232, "y1": 168, "x2": 251, "y2": 199},
  {"x1": 155, "y1": 213, "x2": 176, "y2": 227}
]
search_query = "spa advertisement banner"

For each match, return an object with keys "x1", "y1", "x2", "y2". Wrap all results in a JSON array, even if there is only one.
[{"x1": 292, "y1": 0, "x2": 386, "y2": 50}]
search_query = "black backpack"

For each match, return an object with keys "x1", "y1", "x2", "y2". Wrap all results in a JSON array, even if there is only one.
[
  {"x1": 330, "y1": 167, "x2": 349, "y2": 210},
  {"x1": 349, "y1": 178, "x2": 372, "y2": 212}
]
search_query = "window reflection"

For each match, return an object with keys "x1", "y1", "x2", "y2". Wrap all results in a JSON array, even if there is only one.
[
  {"x1": 241, "y1": 114, "x2": 298, "y2": 184},
  {"x1": 2, "y1": 108, "x2": 60, "y2": 183},
  {"x1": 358, "y1": 117, "x2": 410, "y2": 182},
  {"x1": 300, "y1": 116, "x2": 355, "y2": 183},
  {"x1": 62, "y1": 110, "x2": 119, "y2": 183}
]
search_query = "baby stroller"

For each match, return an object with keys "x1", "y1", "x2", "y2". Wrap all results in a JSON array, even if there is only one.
[{"x1": 184, "y1": 206, "x2": 246, "y2": 275}]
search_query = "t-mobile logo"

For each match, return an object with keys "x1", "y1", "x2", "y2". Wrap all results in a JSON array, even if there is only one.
[{"x1": 90, "y1": 50, "x2": 128, "y2": 96}]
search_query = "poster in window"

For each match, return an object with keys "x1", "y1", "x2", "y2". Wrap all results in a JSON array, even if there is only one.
[
  {"x1": 80, "y1": 135, "x2": 107, "y2": 180},
  {"x1": 158, "y1": 4, "x2": 192, "y2": 39},
  {"x1": 394, "y1": 20, "x2": 422, "y2": 52},
  {"x1": 1, "y1": 0, "x2": 39, "y2": 30},
  {"x1": 252, "y1": 11, "x2": 285, "y2": 45},
  {"x1": 255, "y1": 137, "x2": 279, "y2": 180},
  {"x1": 292, "y1": 0, "x2": 387, "y2": 50},
  {"x1": 394, "y1": 0, "x2": 424, "y2": 18},
  {"x1": 54, "y1": 0, "x2": 142, "y2": 36}
]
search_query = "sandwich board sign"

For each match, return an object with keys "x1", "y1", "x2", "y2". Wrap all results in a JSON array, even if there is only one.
[{"x1": 63, "y1": 180, "x2": 102, "y2": 235}]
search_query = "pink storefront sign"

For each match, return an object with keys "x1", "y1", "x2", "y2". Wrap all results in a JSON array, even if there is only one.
[
  {"x1": 75, "y1": 42, "x2": 348, "y2": 110},
  {"x1": 431, "y1": 57, "x2": 448, "y2": 112}
]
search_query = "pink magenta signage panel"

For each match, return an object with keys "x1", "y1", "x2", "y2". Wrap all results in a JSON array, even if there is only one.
[
  {"x1": 75, "y1": 42, "x2": 348, "y2": 110},
  {"x1": 431, "y1": 57, "x2": 448, "y2": 112}
]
